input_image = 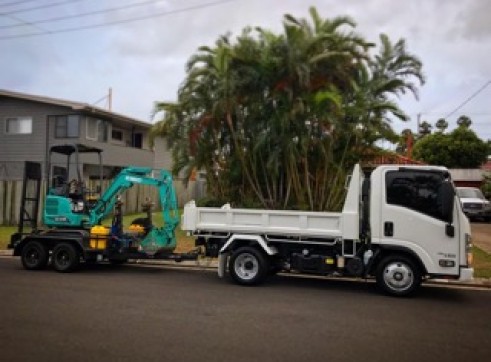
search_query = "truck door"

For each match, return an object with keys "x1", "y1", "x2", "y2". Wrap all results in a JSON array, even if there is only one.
[{"x1": 376, "y1": 169, "x2": 460, "y2": 276}]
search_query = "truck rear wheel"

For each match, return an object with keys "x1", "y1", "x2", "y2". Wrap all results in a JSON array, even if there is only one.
[
  {"x1": 376, "y1": 255, "x2": 421, "y2": 297},
  {"x1": 21, "y1": 241, "x2": 48, "y2": 270},
  {"x1": 229, "y1": 247, "x2": 269, "y2": 285},
  {"x1": 52, "y1": 243, "x2": 80, "y2": 272}
]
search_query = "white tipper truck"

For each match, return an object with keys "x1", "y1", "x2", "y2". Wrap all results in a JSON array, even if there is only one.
[{"x1": 182, "y1": 164, "x2": 474, "y2": 296}]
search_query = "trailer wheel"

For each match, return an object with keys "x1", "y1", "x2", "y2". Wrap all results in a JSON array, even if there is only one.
[
  {"x1": 229, "y1": 247, "x2": 269, "y2": 285},
  {"x1": 21, "y1": 241, "x2": 48, "y2": 270},
  {"x1": 52, "y1": 243, "x2": 80, "y2": 272},
  {"x1": 376, "y1": 255, "x2": 421, "y2": 297}
]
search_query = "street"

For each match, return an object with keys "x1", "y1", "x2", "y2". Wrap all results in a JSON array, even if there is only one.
[{"x1": 0, "y1": 257, "x2": 490, "y2": 362}]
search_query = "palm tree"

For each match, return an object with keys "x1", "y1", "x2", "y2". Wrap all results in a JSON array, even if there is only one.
[
  {"x1": 435, "y1": 118, "x2": 448, "y2": 132},
  {"x1": 457, "y1": 115, "x2": 472, "y2": 128},
  {"x1": 419, "y1": 121, "x2": 432, "y2": 136},
  {"x1": 151, "y1": 7, "x2": 425, "y2": 211}
]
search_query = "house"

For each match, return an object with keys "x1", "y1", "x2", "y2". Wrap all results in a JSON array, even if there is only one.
[
  {"x1": 448, "y1": 157, "x2": 491, "y2": 188},
  {"x1": 0, "y1": 89, "x2": 171, "y2": 181},
  {"x1": 448, "y1": 169, "x2": 484, "y2": 188}
]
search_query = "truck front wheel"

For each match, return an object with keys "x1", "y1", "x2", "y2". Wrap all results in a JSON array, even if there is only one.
[
  {"x1": 376, "y1": 255, "x2": 421, "y2": 297},
  {"x1": 21, "y1": 241, "x2": 48, "y2": 270},
  {"x1": 52, "y1": 243, "x2": 80, "y2": 272},
  {"x1": 229, "y1": 247, "x2": 269, "y2": 285}
]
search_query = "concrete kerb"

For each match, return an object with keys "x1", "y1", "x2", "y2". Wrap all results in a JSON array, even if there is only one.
[{"x1": 1, "y1": 249, "x2": 490, "y2": 288}]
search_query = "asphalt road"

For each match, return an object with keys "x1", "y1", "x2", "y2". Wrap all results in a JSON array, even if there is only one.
[{"x1": 1, "y1": 258, "x2": 490, "y2": 362}]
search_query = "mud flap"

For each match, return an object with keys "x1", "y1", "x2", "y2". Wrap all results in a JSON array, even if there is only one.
[{"x1": 218, "y1": 252, "x2": 229, "y2": 278}]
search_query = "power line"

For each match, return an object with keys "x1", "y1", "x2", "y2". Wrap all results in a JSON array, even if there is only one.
[
  {"x1": 444, "y1": 80, "x2": 491, "y2": 119},
  {"x1": 0, "y1": 0, "x2": 166, "y2": 29},
  {"x1": 0, "y1": 0, "x2": 86, "y2": 15},
  {"x1": 0, "y1": 0, "x2": 240, "y2": 40},
  {"x1": 2, "y1": 12, "x2": 51, "y2": 34},
  {"x1": 0, "y1": 0, "x2": 40, "y2": 8}
]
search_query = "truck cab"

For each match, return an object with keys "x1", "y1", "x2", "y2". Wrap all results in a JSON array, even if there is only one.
[{"x1": 370, "y1": 166, "x2": 472, "y2": 284}]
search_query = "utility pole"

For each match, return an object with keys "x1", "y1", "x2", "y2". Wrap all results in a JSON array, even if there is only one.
[
  {"x1": 108, "y1": 87, "x2": 112, "y2": 111},
  {"x1": 417, "y1": 113, "x2": 421, "y2": 135}
]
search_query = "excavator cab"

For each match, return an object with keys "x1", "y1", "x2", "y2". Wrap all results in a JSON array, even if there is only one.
[{"x1": 44, "y1": 144, "x2": 103, "y2": 228}]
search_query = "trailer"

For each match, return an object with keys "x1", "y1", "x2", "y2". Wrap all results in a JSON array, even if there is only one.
[
  {"x1": 9, "y1": 144, "x2": 198, "y2": 272},
  {"x1": 182, "y1": 164, "x2": 474, "y2": 296}
]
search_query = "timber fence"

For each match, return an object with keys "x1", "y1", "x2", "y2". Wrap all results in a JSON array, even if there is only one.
[{"x1": 0, "y1": 179, "x2": 203, "y2": 226}]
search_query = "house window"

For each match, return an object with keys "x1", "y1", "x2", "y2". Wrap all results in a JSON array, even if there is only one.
[
  {"x1": 97, "y1": 120, "x2": 108, "y2": 142},
  {"x1": 112, "y1": 129, "x2": 123, "y2": 141},
  {"x1": 132, "y1": 132, "x2": 143, "y2": 148},
  {"x1": 52, "y1": 115, "x2": 80, "y2": 138},
  {"x1": 86, "y1": 118, "x2": 108, "y2": 142},
  {"x1": 5, "y1": 117, "x2": 32, "y2": 134}
]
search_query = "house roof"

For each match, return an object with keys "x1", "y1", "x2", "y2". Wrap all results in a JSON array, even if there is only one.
[
  {"x1": 449, "y1": 169, "x2": 484, "y2": 182},
  {"x1": 361, "y1": 150, "x2": 426, "y2": 166},
  {"x1": 0, "y1": 89, "x2": 151, "y2": 128}
]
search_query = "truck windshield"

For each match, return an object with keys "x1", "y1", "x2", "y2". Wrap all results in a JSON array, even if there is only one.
[{"x1": 457, "y1": 188, "x2": 484, "y2": 199}]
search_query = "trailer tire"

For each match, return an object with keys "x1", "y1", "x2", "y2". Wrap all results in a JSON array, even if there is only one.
[
  {"x1": 52, "y1": 243, "x2": 80, "y2": 273},
  {"x1": 21, "y1": 241, "x2": 48, "y2": 270},
  {"x1": 376, "y1": 254, "x2": 421, "y2": 297},
  {"x1": 229, "y1": 246, "x2": 269, "y2": 285}
]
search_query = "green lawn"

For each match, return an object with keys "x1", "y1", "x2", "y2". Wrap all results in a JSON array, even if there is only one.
[
  {"x1": 1, "y1": 220, "x2": 490, "y2": 279},
  {"x1": 0, "y1": 225, "x2": 16, "y2": 249},
  {"x1": 473, "y1": 246, "x2": 491, "y2": 279}
]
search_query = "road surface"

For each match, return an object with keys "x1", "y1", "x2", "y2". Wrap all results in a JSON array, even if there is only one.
[{"x1": 0, "y1": 257, "x2": 490, "y2": 362}]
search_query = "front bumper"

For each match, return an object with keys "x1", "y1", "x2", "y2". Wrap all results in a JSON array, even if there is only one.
[
  {"x1": 462, "y1": 207, "x2": 491, "y2": 218},
  {"x1": 459, "y1": 267, "x2": 474, "y2": 282}
]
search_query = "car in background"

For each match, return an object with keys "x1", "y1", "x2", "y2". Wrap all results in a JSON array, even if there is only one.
[{"x1": 456, "y1": 187, "x2": 491, "y2": 222}]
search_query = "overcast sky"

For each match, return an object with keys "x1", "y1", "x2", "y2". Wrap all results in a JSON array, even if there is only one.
[{"x1": 1, "y1": 0, "x2": 490, "y2": 140}]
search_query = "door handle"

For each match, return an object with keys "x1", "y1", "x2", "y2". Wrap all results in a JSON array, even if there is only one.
[{"x1": 384, "y1": 222, "x2": 394, "y2": 237}]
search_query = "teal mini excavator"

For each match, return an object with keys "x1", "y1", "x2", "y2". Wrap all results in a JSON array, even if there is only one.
[{"x1": 9, "y1": 143, "x2": 198, "y2": 272}]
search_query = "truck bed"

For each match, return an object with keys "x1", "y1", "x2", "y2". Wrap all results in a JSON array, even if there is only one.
[{"x1": 181, "y1": 202, "x2": 343, "y2": 238}]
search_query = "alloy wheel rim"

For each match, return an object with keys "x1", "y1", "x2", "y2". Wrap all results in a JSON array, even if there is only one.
[
  {"x1": 383, "y1": 261, "x2": 414, "y2": 292},
  {"x1": 234, "y1": 253, "x2": 259, "y2": 280}
]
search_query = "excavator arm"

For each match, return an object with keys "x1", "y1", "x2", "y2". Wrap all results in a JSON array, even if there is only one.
[{"x1": 89, "y1": 167, "x2": 179, "y2": 232}]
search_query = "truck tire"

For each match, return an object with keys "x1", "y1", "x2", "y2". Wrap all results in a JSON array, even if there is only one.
[
  {"x1": 376, "y1": 255, "x2": 421, "y2": 297},
  {"x1": 21, "y1": 241, "x2": 48, "y2": 270},
  {"x1": 229, "y1": 246, "x2": 269, "y2": 285},
  {"x1": 52, "y1": 243, "x2": 80, "y2": 272}
]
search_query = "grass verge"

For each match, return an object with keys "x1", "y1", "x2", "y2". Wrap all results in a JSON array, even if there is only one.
[
  {"x1": 0, "y1": 212, "x2": 196, "y2": 253},
  {"x1": 472, "y1": 246, "x2": 491, "y2": 279}
]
